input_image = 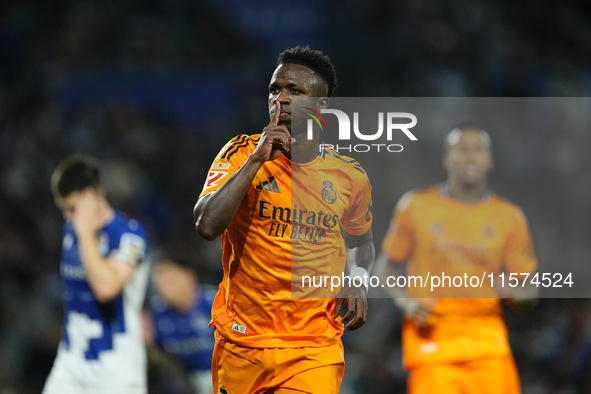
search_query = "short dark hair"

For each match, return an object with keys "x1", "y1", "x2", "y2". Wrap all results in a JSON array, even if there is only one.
[
  {"x1": 444, "y1": 121, "x2": 492, "y2": 152},
  {"x1": 51, "y1": 154, "x2": 102, "y2": 198},
  {"x1": 277, "y1": 46, "x2": 338, "y2": 97}
]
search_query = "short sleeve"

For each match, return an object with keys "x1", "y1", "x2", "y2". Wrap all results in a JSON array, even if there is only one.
[
  {"x1": 381, "y1": 192, "x2": 415, "y2": 263},
  {"x1": 199, "y1": 135, "x2": 253, "y2": 199},
  {"x1": 503, "y1": 208, "x2": 538, "y2": 274},
  {"x1": 340, "y1": 170, "x2": 373, "y2": 236}
]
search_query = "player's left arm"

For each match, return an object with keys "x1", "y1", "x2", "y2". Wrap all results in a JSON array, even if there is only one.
[
  {"x1": 72, "y1": 190, "x2": 142, "y2": 303},
  {"x1": 332, "y1": 171, "x2": 375, "y2": 331},
  {"x1": 332, "y1": 229, "x2": 375, "y2": 331}
]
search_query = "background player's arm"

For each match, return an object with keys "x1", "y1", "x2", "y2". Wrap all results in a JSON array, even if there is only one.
[
  {"x1": 194, "y1": 101, "x2": 294, "y2": 240},
  {"x1": 72, "y1": 190, "x2": 136, "y2": 303},
  {"x1": 377, "y1": 193, "x2": 435, "y2": 326},
  {"x1": 497, "y1": 209, "x2": 539, "y2": 307},
  {"x1": 495, "y1": 273, "x2": 538, "y2": 310},
  {"x1": 374, "y1": 254, "x2": 435, "y2": 326}
]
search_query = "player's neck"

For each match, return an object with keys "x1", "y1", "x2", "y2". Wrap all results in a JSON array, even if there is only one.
[{"x1": 447, "y1": 179, "x2": 487, "y2": 204}]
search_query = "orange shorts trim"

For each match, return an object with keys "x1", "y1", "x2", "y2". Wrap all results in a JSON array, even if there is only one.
[
  {"x1": 407, "y1": 354, "x2": 520, "y2": 394},
  {"x1": 212, "y1": 331, "x2": 344, "y2": 394}
]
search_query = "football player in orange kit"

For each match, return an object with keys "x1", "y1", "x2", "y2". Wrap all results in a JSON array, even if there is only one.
[
  {"x1": 193, "y1": 46, "x2": 375, "y2": 394},
  {"x1": 376, "y1": 125, "x2": 538, "y2": 394}
]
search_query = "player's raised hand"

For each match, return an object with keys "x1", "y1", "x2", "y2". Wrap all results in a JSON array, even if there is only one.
[
  {"x1": 72, "y1": 188, "x2": 102, "y2": 238},
  {"x1": 251, "y1": 101, "x2": 296, "y2": 163},
  {"x1": 332, "y1": 285, "x2": 368, "y2": 331}
]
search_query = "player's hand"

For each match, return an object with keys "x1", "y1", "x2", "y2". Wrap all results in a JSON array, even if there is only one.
[
  {"x1": 72, "y1": 188, "x2": 102, "y2": 238},
  {"x1": 407, "y1": 299, "x2": 436, "y2": 327},
  {"x1": 251, "y1": 101, "x2": 296, "y2": 163},
  {"x1": 332, "y1": 285, "x2": 368, "y2": 331}
]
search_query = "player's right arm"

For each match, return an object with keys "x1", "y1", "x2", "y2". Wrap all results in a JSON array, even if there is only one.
[
  {"x1": 194, "y1": 101, "x2": 294, "y2": 240},
  {"x1": 376, "y1": 192, "x2": 435, "y2": 326}
]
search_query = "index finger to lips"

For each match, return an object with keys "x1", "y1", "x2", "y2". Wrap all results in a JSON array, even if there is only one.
[{"x1": 269, "y1": 101, "x2": 280, "y2": 127}]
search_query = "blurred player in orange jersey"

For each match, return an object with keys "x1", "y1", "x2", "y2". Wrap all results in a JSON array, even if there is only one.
[
  {"x1": 193, "y1": 46, "x2": 375, "y2": 394},
  {"x1": 376, "y1": 124, "x2": 538, "y2": 394}
]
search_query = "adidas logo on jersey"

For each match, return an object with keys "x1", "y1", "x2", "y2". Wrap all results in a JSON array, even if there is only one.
[
  {"x1": 255, "y1": 176, "x2": 280, "y2": 193},
  {"x1": 231, "y1": 322, "x2": 247, "y2": 334}
]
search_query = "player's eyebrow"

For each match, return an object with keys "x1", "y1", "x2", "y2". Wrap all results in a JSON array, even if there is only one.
[{"x1": 269, "y1": 82, "x2": 307, "y2": 90}]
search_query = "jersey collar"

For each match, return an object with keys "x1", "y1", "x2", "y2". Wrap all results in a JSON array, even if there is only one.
[
  {"x1": 319, "y1": 142, "x2": 327, "y2": 159},
  {"x1": 439, "y1": 182, "x2": 491, "y2": 204}
]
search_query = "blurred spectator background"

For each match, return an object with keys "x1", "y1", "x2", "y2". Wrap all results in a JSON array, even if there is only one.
[{"x1": 0, "y1": 0, "x2": 590, "y2": 393}]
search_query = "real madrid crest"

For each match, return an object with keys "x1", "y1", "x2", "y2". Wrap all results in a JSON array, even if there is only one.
[{"x1": 321, "y1": 181, "x2": 337, "y2": 204}]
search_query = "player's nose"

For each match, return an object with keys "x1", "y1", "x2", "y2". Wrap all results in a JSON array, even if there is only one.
[{"x1": 276, "y1": 88, "x2": 291, "y2": 104}]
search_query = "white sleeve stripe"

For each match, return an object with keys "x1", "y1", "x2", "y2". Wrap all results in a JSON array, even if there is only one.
[
  {"x1": 111, "y1": 249, "x2": 140, "y2": 265},
  {"x1": 113, "y1": 232, "x2": 146, "y2": 265}
]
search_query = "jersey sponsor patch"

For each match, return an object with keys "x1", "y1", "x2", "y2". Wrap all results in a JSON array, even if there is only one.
[
  {"x1": 231, "y1": 322, "x2": 247, "y2": 334},
  {"x1": 212, "y1": 162, "x2": 231, "y2": 170},
  {"x1": 206, "y1": 171, "x2": 229, "y2": 188}
]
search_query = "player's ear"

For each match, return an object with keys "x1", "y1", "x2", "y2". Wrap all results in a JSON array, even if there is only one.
[
  {"x1": 317, "y1": 97, "x2": 329, "y2": 110},
  {"x1": 94, "y1": 188, "x2": 106, "y2": 201}
]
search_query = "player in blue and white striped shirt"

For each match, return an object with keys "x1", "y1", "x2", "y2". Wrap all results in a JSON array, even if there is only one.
[{"x1": 43, "y1": 155, "x2": 150, "y2": 394}]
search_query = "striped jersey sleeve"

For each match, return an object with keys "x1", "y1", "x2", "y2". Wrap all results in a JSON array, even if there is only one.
[
  {"x1": 323, "y1": 149, "x2": 373, "y2": 237},
  {"x1": 199, "y1": 134, "x2": 260, "y2": 199},
  {"x1": 340, "y1": 161, "x2": 373, "y2": 236}
]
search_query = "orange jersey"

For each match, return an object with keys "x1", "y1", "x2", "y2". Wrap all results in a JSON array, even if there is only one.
[
  {"x1": 199, "y1": 134, "x2": 372, "y2": 348},
  {"x1": 381, "y1": 185, "x2": 537, "y2": 369}
]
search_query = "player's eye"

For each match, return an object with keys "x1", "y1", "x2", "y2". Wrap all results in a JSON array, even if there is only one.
[{"x1": 291, "y1": 89, "x2": 302, "y2": 94}]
